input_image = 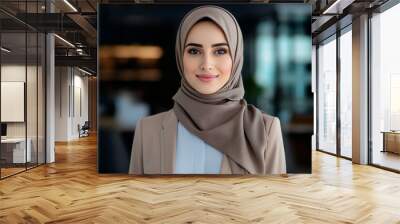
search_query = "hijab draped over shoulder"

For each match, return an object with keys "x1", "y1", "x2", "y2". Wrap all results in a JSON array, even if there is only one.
[{"x1": 173, "y1": 5, "x2": 269, "y2": 174}]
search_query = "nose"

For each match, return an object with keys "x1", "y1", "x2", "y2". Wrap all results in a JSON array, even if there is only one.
[{"x1": 200, "y1": 53, "x2": 213, "y2": 71}]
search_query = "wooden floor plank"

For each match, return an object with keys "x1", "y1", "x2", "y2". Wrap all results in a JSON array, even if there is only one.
[{"x1": 0, "y1": 134, "x2": 400, "y2": 223}]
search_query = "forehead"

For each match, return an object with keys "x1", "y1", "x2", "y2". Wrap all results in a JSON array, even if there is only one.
[{"x1": 185, "y1": 21, "x2": 228, "y2": 44}]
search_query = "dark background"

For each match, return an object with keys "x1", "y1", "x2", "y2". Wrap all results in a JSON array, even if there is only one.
[{"x1": 98, "y1": 3, "x2": 312, "y2": 174}]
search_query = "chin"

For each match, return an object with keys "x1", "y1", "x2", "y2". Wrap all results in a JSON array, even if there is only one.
[{"x1": 196, "y1": 87, "x2": 218, "y2": 95}]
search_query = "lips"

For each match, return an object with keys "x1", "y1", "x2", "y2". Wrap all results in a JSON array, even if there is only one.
[{"x1": 196, "y1": 73, "x2": 219, "y2": 82}]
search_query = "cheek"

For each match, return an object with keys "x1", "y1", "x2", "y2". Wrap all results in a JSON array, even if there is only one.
[
  {"x1": 218, "y1": 57, "x2": 233, "y2": 80},
  {"x1": 182, "y1": 56, "x2": 198, "y2": 79}
]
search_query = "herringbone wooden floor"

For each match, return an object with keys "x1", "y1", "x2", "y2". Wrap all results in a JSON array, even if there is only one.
[{"x1": 1, "y1": 134, "x2": 400, "y2": 224}]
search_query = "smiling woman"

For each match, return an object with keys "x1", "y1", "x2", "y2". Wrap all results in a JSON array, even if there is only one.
[
  {"x1": 128, "y1": 5, "x2": 286, "y2": 175},
  {"x1": 183, "y1": 19, "x2": 232, "y2": 95}
]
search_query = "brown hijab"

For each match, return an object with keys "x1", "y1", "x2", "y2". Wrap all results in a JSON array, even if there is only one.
[{"x1": 173, "y1": 5, "x2": 268, "y2": 174}]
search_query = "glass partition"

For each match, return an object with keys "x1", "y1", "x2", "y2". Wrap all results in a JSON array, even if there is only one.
[
  {"x1": 339, "y1": 27, "x2": 352, "y2": 158},
  {"x1": 27, "y1": 30, "x2": 38, "y2": 170},
  {"x1": 38, "y1": 32, "x2": 45, "y2": 165},
  {"x1": 0, "y1": 1, "x2": 46, "y2": 179},
  {"x1": 1, "y1": 30, "x2": 28, "y2": 178},
  {"x1": 371, "y1": 3, "x2": 400, "y2": 171},
  {"x1": 317, "y1": 35, "x2": 337, "y2": 155}
]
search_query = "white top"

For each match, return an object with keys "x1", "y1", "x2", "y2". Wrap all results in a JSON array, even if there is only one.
[{"x1": 175, "y1": 122, "x2": 223, "y2": 174}]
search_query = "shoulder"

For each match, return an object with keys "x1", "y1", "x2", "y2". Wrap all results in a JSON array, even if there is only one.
[
  {"x1": 137, "y1": 109, "x2": 175, "y2": 131},
  {"x1": 261, "y1": 113, "x2": 282, "y2": 136},
  {"x1": 139, "y1": 110, "x2": 169, "y2": 124}
]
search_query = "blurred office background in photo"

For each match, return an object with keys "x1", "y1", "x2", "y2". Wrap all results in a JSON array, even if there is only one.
[{"x1": 98, "y1": 4, "x2": 312, "y2": 173}]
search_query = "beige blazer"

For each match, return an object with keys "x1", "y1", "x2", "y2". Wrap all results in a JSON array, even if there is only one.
[{"x1": 128, "y1": 109, "x2": 286, "y2": 175}]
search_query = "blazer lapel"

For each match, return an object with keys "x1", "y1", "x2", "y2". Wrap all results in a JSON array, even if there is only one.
[{"x1": 160, "y1": 110, "x2": 178, "y2": 174}]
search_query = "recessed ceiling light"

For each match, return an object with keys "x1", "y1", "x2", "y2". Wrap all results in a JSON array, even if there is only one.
[
  {"x1": 54, "y1": 34, "x2": 75, "y2": 48},
  {"x1": 63, "y1": 0, "x2": 78, "y2": 12},
  {"x1": 1, "y1": 47, "x2": 11, "y2": 53},
  {"x1": 78, "y1": 67, "x2": 93, "y2": 76}
]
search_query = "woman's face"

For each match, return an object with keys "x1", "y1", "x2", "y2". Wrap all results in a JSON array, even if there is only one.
[{"x1": 183, "y1": 21, "x2": 233, "y2": 95}]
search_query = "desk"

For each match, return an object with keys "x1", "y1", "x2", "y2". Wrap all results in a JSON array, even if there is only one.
[
  {"x1": 1, "y1": 138, "x2": 31, "y2": 163},
  {"x1": 381, "y1": 131, "x2": 400, "y2": 154}
]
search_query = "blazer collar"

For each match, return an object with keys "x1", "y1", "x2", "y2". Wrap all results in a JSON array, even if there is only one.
[{"x1": 160, "y1": 110, "x2": 178, "y2": 174}]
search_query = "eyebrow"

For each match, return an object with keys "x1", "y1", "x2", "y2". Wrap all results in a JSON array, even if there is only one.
[{"x1": 185, "y1": 43, "x2": 228, "y2": 48}]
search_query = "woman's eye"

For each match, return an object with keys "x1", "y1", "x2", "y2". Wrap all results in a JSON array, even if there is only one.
[
  {"x1": 188, "y1": 48, "x2": 200, "y2": 55},
  {"x1": 215, "y1": 48, "x2": 228, "y2": 55}
]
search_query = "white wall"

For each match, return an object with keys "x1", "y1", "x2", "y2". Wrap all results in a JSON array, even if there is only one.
[
  {"x1": 75, "y1": 70, "x2": 89, "y2": 138},
  {"x1": 55, "y1": 66, "x2": 69, "y2": 141},
  {"x1": 55, "y1": 66, "x2": 89, "y2": 141}
]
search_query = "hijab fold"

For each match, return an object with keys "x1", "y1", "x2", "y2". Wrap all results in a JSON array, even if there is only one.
[{"x1": 172, "y1": 5, "x2": 268, "y2": 174}]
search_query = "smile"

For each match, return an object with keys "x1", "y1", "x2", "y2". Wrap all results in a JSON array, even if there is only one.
[{"x1": 196, "y1": 74, "x2": 219, "y2": 82}]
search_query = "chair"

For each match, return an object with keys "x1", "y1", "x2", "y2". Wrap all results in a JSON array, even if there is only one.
[{"x1": 78, "y1": 121, "x2": 90, "y2": 138}]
